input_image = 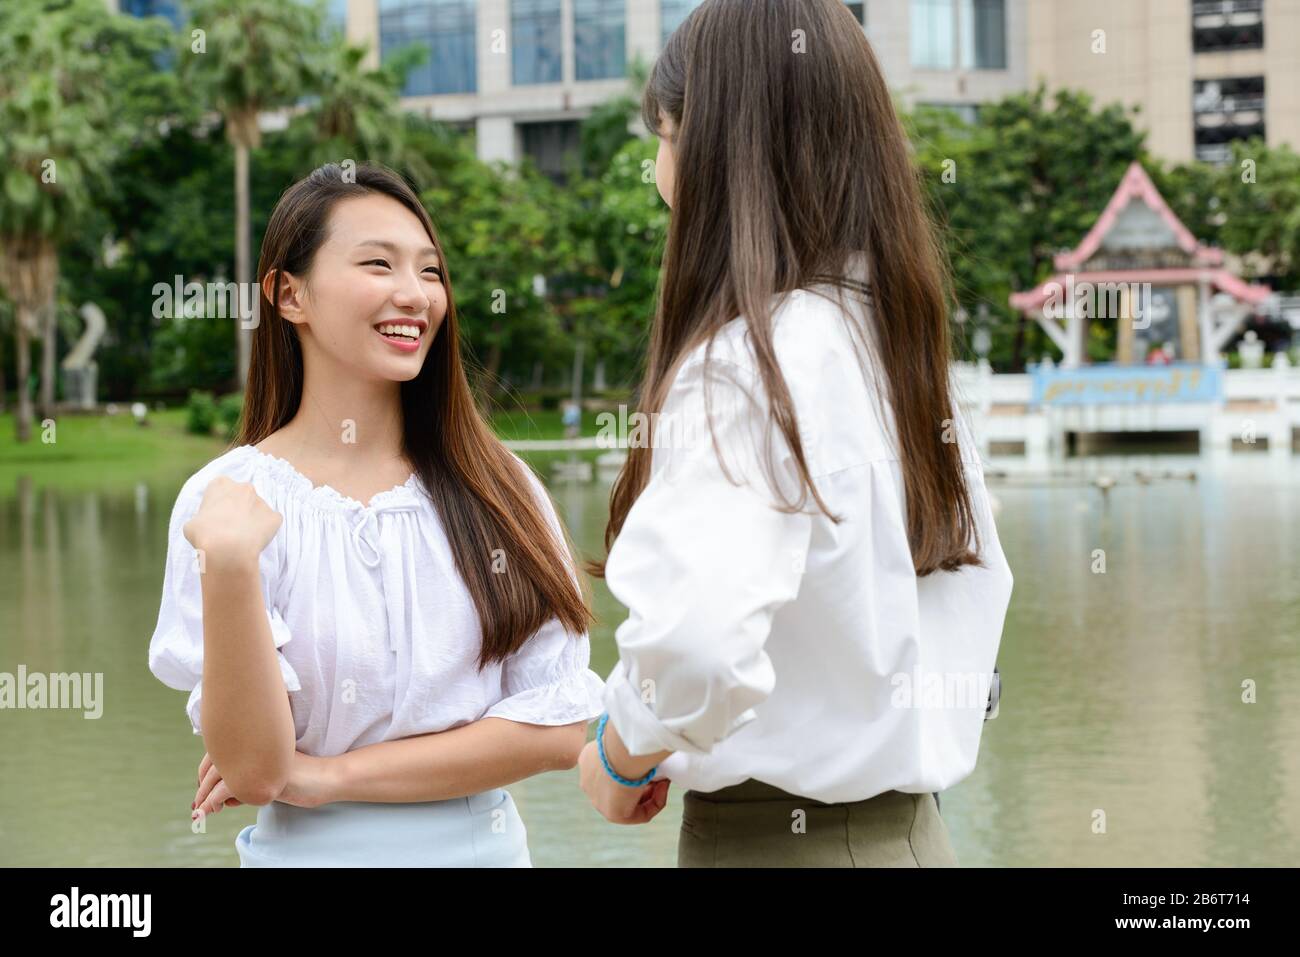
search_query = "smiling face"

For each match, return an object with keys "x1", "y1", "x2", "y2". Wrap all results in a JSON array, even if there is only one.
[{"x1": 268, "y1": 193, "x2": 449, "y2": 383}]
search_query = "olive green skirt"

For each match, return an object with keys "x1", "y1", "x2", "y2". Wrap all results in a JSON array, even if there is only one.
[{"x1": 678, "y1": 779, "x2": 958, "y2": 867}]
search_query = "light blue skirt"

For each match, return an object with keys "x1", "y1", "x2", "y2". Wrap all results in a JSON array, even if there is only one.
[{"x1": 235, "y1": 788, "x2": 532, "y2": 867}]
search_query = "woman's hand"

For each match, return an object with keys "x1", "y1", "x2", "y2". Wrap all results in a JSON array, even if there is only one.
[
  {"x1": 192, "y1": 751, "x2": 242, "y2": 818},
  {"x1": 182, "y1": 476, "x2": 283, "y2": 571},
  {"x1": 273, "y1": 751, "x2": 339, "y2": 809},
  {"x1": 578, "y1": 740, "x2": 671, "y2": 825},
  {"x1": 192, "y1": 750, "x2": 339, "y2": 819}
]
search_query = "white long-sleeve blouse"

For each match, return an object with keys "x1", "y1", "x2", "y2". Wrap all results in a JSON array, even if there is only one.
[
  {"x1": 147, "y1": 445, "x2": 606, "y2": 755},
  {"x1": 600, "y1": 252, "x2": 1015, "y2": 803}
]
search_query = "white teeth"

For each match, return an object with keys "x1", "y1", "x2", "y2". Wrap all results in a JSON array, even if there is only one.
[{"x1": 377, "y1": 323, "x2": 420, "y2": 339}]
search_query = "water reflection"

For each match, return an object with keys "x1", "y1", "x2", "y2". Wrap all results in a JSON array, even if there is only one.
[{"x1": 0, "y1": 453, "x2": 1297, "y2": 866}]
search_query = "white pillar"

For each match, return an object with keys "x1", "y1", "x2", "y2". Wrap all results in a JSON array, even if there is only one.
[
  {"x1": 476, "y1": 116, "x2": 517, "y2": 165},
  {"x1": 1273, "y1": 351, "x2": 1293, "y2": 458},
  {"x1": 349, "y1": 0, "x2": 381, "y2": 69},
  {"x1": 561, "y1": 0, "x2": 575, "y2": 84},
  {"x1": 1064, "y1": 295, "x2": 1082, "y2": 368},
  {"x1": 1198, "y1": 276, "x2": 1215, "y2": 365},
  {"x1": 478, "y1": 0, "x2": 511, "y2": 95}
]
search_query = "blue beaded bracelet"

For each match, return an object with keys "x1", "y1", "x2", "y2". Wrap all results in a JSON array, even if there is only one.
[{"x1": 596, "y1": 713, "x2": 658, "y2": 787}]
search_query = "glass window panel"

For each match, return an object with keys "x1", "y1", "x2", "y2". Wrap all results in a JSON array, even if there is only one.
[
  {"x1": 961, "y1": 0, "x2": 1005, "y2": 69},
  {"x1": 911, "y1": 0, "x2": 955, "y2": 69},
  {"x1": 513, "y1": 0, "x2": 562, "y2": 85},
  {"x1": 380, "y1": 0, "x2": 479, "y2": 96},
  {"x1": 575, "y1": 0, "x2": 625, "y2": 81}
]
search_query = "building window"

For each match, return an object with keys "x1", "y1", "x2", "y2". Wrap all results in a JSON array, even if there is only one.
[
  {"x1": 520, "y1": 120, "x2": 582, "y2": 184},
  {"x1": 513, "y1": 0, "x2": 562, "y2": 85},
  {"x1": 120, "y1": 0, "x2": 182, "y2": 70},
  {"x1": 661, "y1": 2, "x2": 863, "y2": 46},
  {"x1": 1192, "y1": 0, "x2": 1264, "y2": 54},
  {"x1": 120, "y1": 0, "x2": 182, "y2": 27},
  {"x1": 660, "y1": 0, "x2": 704, "y2": 45},
  {"x1": 911, "y1": 0, "x2": 956, "y2": 69},
  {"x1": 380, "y1": 0, "x2": 478, "y2": 96},
  {"x1": 327, "y1": 0, "x2": 348, "y2": 34},
  {"x1": 961, "y1": 0, "x2": 1006, "y2": 69},
  {"x1": 575, "y1": 0, "x2": 625, "y2": 80},
  {"x1": 1193, "y1": 76, "x2": 1265, "y2": 163}
]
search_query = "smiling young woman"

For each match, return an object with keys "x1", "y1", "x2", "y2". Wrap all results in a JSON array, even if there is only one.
[{"x1": 148, "y1": 162, "x2": 604, "y2": 867}]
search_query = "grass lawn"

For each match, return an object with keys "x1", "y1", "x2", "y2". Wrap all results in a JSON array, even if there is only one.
[
  {"x1": 0, "y1": 406, "x2": 608, "y2": 492},
  {"x1": 487, "y1": 408, "x2": 604, "y2": 442},
  {"x1": 0, "y1": 408, "x2": 228, "y2": 491}
]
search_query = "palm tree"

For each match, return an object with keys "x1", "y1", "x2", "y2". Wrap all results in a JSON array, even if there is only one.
[
  {"x1": 179, "y1": 0, "x2": 325, "y2": 390},
  {"x1": 306, "y1": 31, "x2": 436, "y2": 190}
]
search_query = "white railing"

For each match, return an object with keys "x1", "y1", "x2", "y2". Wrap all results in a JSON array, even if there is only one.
[{"x1": 954, "y1": 362, "x2": 1300, "y2": 419}]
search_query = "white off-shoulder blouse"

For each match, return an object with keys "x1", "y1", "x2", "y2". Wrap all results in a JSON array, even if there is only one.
[{"x1": 147, "y1": 444, "x2": 605, "y2": 755}]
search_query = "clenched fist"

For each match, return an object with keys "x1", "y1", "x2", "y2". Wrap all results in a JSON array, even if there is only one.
[{"x1": 182, "y1": 476, "x2": 283, "y2": 572}]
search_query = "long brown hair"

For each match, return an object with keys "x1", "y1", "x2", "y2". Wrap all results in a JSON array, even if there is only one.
[
  {"x1": 237, "y1": 162, "x2": 592, "y2": 667},
  {"x1": 594, "y1": 0, "x2": 981, "y2": 577}
]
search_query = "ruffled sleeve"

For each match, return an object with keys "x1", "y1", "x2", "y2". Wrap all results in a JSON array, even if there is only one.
[
  {"x1": 147, "y1": 476, "x2": 302, "y2": 736},
  {"x1": 481, "y1": 456, "x2": 605, "y2": 726},
  {"x1": 482, "y1": 616, "x2": 606, "y2": 726}
]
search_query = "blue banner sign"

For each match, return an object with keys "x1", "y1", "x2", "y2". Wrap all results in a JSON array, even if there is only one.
[{"x1": 1031, "y1": 363, "x2": 1223, "y2": 406}]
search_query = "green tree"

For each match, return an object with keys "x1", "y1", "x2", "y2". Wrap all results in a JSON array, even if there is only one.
[
  {"x1": 0, "y1": 0, "x2": 176, "y2": 440},
  {"x1": 561, "y1": 137, "x2": 668, "y2": 391},
  {"x1": 301, "y1": 30, "x2": 436, "y2": 189},
  {"x1": 178, "y1": 0, "x2": 326, "y2": 389},
  {"x1": 905, "y1": 86, "x2": 1147, "y2": 369},
  {"x1": 422, "y1": 142, "x2": 580, "y2": 404},
  {"x1": 1161, "y1": 140, "x2": 1300, "y2": 292},
  {"x1": 576, "y1": 56, "x2": 649, "y2": 180}
]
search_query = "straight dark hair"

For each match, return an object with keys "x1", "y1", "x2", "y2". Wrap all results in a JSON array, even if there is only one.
[
  {"x1": 236, "y1": 162, "x2": 592, "y2": 667},
  {"x1": 593, "y1": 0, "x2": 981, "y2": 577}
]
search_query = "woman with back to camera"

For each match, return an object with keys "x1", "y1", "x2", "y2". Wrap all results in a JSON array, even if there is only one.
[
  {"x1": 148, "y1": 162, "x2": 605, "y2": 867},
  {"x1": 577, "y1": 0, "x2": 1014, "y2": 866}
]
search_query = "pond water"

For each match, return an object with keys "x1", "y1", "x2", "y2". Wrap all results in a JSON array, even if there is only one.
[{"x1": 1, "y1": 450, "x2": 1297, "y2": 866}]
